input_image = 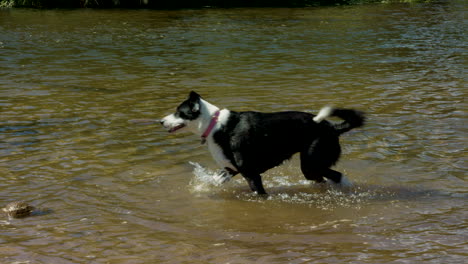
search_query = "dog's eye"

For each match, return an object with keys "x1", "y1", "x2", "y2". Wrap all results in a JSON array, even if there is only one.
[
  {"x1": 175, "y1": 103, "x2": 200, "y2": 120},
  {"x1": 177, "y1": 111, "x2": 190, "y2": 120}
]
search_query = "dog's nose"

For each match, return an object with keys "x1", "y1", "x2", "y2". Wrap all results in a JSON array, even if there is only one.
[{"x1": 160, "y1": 120, "x2": 164, "y2": 125}]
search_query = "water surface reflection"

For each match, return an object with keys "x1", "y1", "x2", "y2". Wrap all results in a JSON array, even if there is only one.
[{"x1": 0, "y1": 2, "x2": 466, "y2": 263}]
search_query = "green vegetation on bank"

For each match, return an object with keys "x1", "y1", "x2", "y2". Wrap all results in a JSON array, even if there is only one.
[{"x1": 0, "y1": 0, "x2": 432, "y2": 8}]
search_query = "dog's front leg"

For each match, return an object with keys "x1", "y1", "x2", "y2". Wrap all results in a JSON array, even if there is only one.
[
  {"x1": 213, "y1": 167, "x2": 238, "y2": 185},
  {"x1": 242, "y1": 174, "x2": 267, "y2": 195}
]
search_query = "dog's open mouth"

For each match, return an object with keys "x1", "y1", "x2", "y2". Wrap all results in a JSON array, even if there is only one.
[{"x1": 169, "y1": 124, "x2": 186, "y2": 133}]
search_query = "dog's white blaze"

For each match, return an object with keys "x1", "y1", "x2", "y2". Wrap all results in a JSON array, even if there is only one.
[{"x1": 313, "y1": 106, "x2": 334, "y2": 123}]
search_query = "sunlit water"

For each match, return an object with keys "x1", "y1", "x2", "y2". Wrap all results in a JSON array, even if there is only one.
[{"x1": 0, "y1": 2, "x2": 466, "y2": 263}]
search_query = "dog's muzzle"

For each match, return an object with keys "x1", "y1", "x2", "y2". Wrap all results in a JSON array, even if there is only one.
[{"x1": 160, "y1": 115, "x2": 186, "y2": 133}]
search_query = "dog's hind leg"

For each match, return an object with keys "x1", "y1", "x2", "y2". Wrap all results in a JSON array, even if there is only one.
[
  {"x1": 301, "y1": 156, "x2": 351, "y2": 186},
  {"x1": 322, "y1": 168, "x2": 353, "y2": 186},
  {"x1": 300, "y1": 164, "x2": 326, "y2": 184},
  {"x1": 300, "y1": 137, "x2": 342, "y2": 184},
  {"x1": 321, "y1": 168, "x2": 343, "y2": 184},
  {"x1": 300, "y1": 165, "x2": 346, "y2": 185},
  {"x1": 241, "y1": 174, "x2": 267, "y2": 195}
]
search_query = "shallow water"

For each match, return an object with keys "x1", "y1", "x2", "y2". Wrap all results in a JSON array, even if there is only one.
[{"x1": 0, "y1": 2, "x2": 466, "y2": 263}]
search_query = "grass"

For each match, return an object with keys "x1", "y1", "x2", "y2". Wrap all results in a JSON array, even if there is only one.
[{"x1": 0, "y1": 0, "x2": 13, "y2": 7}]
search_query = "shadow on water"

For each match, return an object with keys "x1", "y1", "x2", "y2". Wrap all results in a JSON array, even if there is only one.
[{"x1": 30, "y1": 208, "x2": 54, "y2": 217}]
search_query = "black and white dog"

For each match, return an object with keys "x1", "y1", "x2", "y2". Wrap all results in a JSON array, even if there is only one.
[{"x1": 161, "y1": 91, "x2": 365, "y2": 195}]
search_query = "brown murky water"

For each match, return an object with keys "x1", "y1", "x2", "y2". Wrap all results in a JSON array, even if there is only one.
[{"x1": 1, "y1": 2, "x2": 466, "y2": 263}]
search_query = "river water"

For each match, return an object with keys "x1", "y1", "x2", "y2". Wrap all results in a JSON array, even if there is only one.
[{"x1": 0, "y1": 2, "x2": 466, "y2": 263}]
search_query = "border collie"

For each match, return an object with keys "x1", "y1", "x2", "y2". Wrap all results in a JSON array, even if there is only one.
[{"x1": 161, "y1": 91, "x2": 365, "y2": 195}]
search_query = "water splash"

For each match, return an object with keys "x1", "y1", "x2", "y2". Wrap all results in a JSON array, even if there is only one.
[
  {"x1": 188, "y1": 162, "x2": 224, "y2": 193},
  {"x1": 235, "y1": 175, "x2": 406, "y2": 211},
  {"x1": 187, "y1": 162, "x2": 436, "y2": 211},
  {"x1": 267, "y1": 187, "x2": 376, "y2": 210}
]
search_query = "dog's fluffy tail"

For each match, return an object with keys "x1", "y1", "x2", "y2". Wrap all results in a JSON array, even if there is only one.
[{"x1": 313, "y1": 106, "x2": 365, "y2": 134}]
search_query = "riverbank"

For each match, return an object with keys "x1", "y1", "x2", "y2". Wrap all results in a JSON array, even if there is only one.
[{"x1": 0, "y1": 0, "x2": 430, "y2": 9}]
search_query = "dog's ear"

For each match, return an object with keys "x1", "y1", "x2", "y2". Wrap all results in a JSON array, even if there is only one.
[
  {"x1": 189, "y1": 91, "x2": 201, "y2": 100},
  {"x1": 188, "y1": 91, "x2": 201, "y2": 112}
]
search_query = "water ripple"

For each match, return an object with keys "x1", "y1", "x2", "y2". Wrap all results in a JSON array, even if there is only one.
[{"x1": 1, "y1": 4, "x2": 466, "y2": 264}]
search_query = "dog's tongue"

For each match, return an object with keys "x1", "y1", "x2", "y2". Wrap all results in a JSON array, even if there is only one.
[{"x1": 169, "y1": 124, "x2": 185, "y2": 133}]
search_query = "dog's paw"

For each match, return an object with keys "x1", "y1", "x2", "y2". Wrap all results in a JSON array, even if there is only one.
[{"x1": 213, "y1": 170, "x2": 232, "y2": 185}]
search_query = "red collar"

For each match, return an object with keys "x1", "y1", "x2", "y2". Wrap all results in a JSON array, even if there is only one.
[{"x1": 201, "y1": 110, "x2": 220, "y2": 144}]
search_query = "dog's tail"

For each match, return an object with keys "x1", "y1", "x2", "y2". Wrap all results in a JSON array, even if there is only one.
[{"x1": 313, "y1": 106, "x2": 365, "y2": 134}]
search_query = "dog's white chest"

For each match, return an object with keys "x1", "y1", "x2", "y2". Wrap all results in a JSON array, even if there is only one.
[{"x1": 207, "y1": 139, "x2": 235, "y2": 171}]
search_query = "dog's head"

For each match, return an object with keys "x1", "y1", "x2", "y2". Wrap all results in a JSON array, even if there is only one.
[{"x1": 161, "y1": 91, "x2": 202, "y2": 133}]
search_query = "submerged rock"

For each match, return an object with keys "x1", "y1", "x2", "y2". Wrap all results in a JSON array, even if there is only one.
[{"x1": 2, "y1": 201, "x2": 35, "y2": 218}]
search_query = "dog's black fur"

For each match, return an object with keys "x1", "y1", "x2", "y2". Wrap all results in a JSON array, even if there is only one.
[{"x1": 165, "y1": 92, "x2": 365, "y2": 195}]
